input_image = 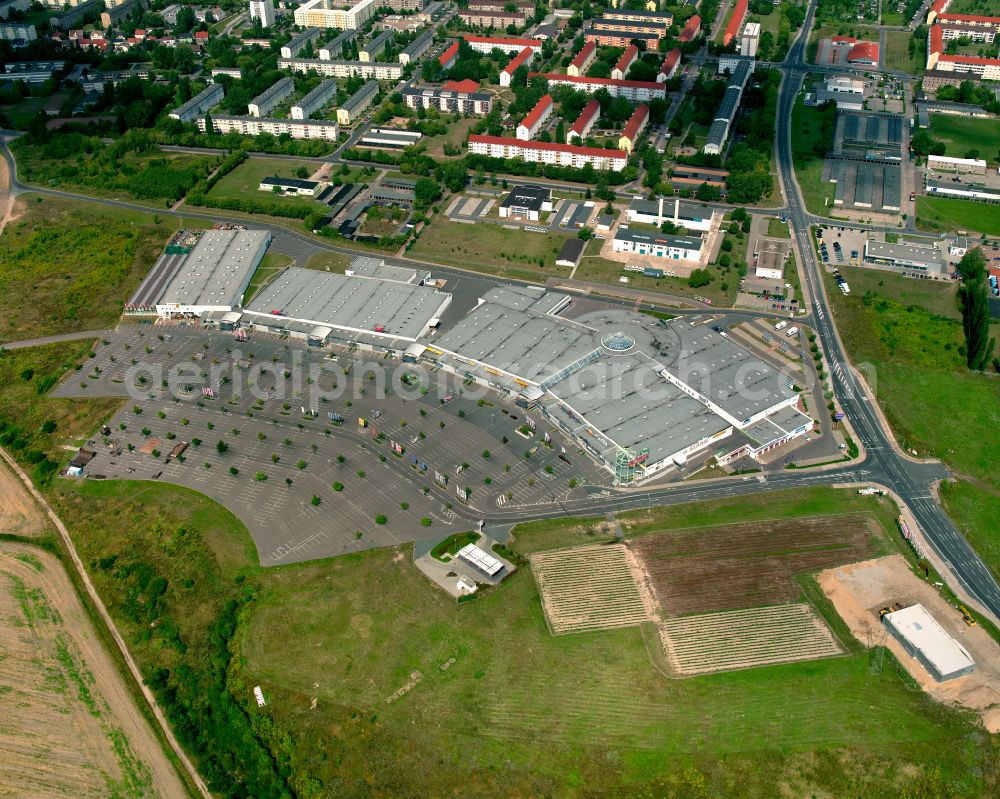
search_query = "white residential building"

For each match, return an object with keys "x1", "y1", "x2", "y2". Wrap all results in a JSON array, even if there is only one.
[
  {"x1": 517, "y1": 94, "x2": 553, "y2": 140},
  {"x1": 281, "y1": 27, "x2": 322, "y2": 58},
  {"x1": 741, "y1": 21, "x2": 760, "y2": 56},
  {"x1": 468, "y1": 135, "x2": 627, "y2": 172},
  {"x1": 249, "y1": 0, "x2": 275, "y2": 28},
  {"x1": 294, "y1": 0, "x2": 378, "y2": 29},
  {"x1": 529, "y1": 72, "x2": 666, "y2": 101},
  {"x1": 170, "y1": 82, "x2": 224, "y2": 121},
  {"x1": 463, "y1": 34, "x2": 542, "y2": 54},
  {"x1": 500, "y1": 46, "x2": 534, "y2": 87},
  {"x1": 248, "y1": 76, "x2": 294, "y2": 117},
  {"x1": 279, "y1": 57, "x2": 402, "y2": 79},
  {"x1": 291, "y1": 78, "x2": 338, "y2": 119},
  {"x1": 200, "y1": 115, "x2": 340, "y2": 140}
]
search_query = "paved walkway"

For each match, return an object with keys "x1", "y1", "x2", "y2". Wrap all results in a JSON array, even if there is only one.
[{"x1": 0, "y1": 329, "x2": 108, "y2": 350}]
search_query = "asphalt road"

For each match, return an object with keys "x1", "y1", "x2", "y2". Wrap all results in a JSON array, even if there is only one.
[{"x1": 773, "y1": 1, "x2": 1000, "y2": 618}]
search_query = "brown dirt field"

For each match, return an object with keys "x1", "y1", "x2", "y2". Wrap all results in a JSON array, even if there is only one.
[
  {"x1": 0, "y1": 457, "x2": 47, "y2": 536},
  {"x1": 0, "y1": 543, "x2": 187, "y2": 798},
  {"x1": 627, "y1": 514, "x2": 883, "y2": 615},
  {"x1": 819, "y1": 555, "x2": 1000, "y2": 733}
]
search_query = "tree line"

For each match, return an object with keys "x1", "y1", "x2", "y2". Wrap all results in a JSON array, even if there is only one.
[{"x1": 956, "y1": 248, "x2": 997, "y2": 372}]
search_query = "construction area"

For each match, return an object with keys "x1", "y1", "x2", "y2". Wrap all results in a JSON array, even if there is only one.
[{"x1": 819, "y1": 555, "x2": 1000, "y2": 732}]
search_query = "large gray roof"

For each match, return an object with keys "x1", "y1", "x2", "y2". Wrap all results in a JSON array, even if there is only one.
[
  {"x1": 160, "y1": 229, "x2": 269, "y2": 308},
  {"x1": 245, "y1": 266, "x2": 448, "y2": 340},
  {"x1": 433, "y1": 291, "x2": 797, "y2": 458},
  {"x1": 544, "y1": 353, "x2": 730, "y2": 463}
]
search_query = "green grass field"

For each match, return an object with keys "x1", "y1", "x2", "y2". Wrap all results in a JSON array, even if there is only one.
[
  {"x1": 235, "y1": 487, "x2": 994, "y2": 796},
  {"x1": 767, "y1": 217, "x2": 790, "y2": 238},
  {"x1": 408, "y1": 216, "x2": 573, "y2": 281},
  {"x1": 834, "y1": 267, "x2": 961, "y2": 320},
  {"x1": 823, "y1": 270, "x2": 1000, "y2": 487},
  {"x1": 0, "y1": 194, "x2": 177, "y2": 343},
  {"x1": 55, "y1": 482, "x2": 990, "y2": 798},
  {"x1": 205, "y1": 156, "x2": 326, "y2": 213},
  {"x1": 916, "y1": 195, "x2": 1000, "y2": 236},
  {"x1": 419, "y1": 116, "x2": 479, "y2": 159},
  {"x1": 883, "y1": 30, "x2": 925, "y2": 74},
  {"x1": 791, "y1": 99, "x2": 836, "y2": 217},
  {"x1": 929, "y1": 114, "x2": 1000, "y2": 165},
  {"x1": 303, "y1": 250, "x2": 351, "y2": 272},
  {"x1": 243, "y1": 253, "x2": 294, "y2": 302}
]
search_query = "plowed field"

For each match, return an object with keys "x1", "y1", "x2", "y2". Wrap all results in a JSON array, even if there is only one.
[
  {"x1": 660, "y1": 604, "x2": 843, "y2": 676},
  {"x1": 0, "y1": 544, "x2": 186, "y2": 798},
  {"x1": 628, "y1": 514, "x2": 882, "y2": 615},
  {"x1": 531, "y1": 544, "x2": 652, "y2": 634}
]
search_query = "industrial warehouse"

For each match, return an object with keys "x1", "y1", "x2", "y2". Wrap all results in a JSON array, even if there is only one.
[{"x1": 126, "y1": 228, "x2": 271, "y2": 317}]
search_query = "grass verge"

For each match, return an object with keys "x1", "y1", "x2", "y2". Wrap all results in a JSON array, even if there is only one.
[{"x1": 941, "y1": 479, "x2": 1000, "y2": 584}]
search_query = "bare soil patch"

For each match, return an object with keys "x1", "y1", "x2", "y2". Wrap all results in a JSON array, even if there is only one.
[
  {"x1": 628, "y1": 514, "x2": 883, "y2": 615},
  {"x1": 0, "y1": 457, "x2": 47, "y2": 536},
  {"x1": 819, "y1": 555, "x2": 1000, "y2": 732},
  {"x1": 0, "y1": 543, "x2": 186, "y2": 798}
]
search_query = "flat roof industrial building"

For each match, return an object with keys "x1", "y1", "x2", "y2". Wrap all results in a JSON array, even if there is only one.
[
  {"x1": 245, "y1": 265, "x2": 450, "y2": 342},
  {"x1": 864, "y1": 239, "x2": 945, "y2": 273},
  {"x1": 883, "y1": 604, "x2": 975, "y2": 682},
  {"x1": 155, "y1": 229, "x2": 271, "y2": 317},
  {"x1": 425, "y1": 287, "x2": 805, "y2": 483}
]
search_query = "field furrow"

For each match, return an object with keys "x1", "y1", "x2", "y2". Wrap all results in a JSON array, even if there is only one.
[
  {"x1": 531, "y1": 544, "x2": 650, "y2": 634},
  {"x1": 660, "y1": 604, "x2": 842, "y2": 676}
]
